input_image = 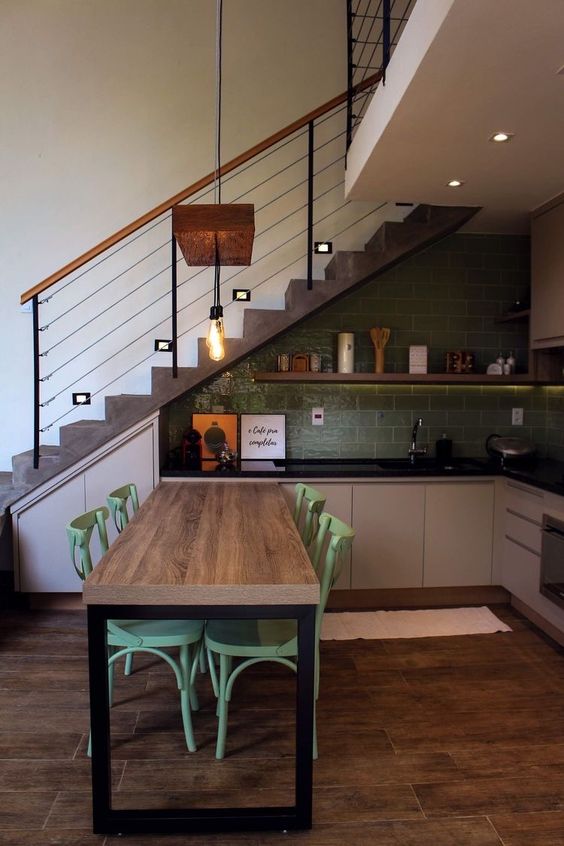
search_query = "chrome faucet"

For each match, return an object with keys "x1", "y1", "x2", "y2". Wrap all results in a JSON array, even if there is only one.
[{"x1": 408, "y1": 417, "x2": 427, "y2": 465}]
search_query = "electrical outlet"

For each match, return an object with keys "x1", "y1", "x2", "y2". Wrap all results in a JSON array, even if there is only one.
[
  {"x1": 312, "y1": 407, "x2": 324, "y2": 426},
  {"x1": 512, "y1": 407, "x2": 524, "y2": 426}
]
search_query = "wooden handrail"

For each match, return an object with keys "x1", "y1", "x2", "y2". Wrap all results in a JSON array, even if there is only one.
[{"x1": 21, "y1": 71, "x2": 382, "y2": 304}]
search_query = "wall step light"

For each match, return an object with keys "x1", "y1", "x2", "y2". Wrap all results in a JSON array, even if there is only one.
[
  {"x1": 154, "y1": 339, "x2": 173, "y2": 352},
  {"x1": 233, "y1": 289, "x2": 251, "y2": 302},
  {"x1": 314, "y1": 241, "x2": 333, "y2": 254},
  {"x1": 72, "y1": 392, "x2": 91, "y2": 405}
]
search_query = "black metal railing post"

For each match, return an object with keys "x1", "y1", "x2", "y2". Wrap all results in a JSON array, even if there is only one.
[
  {"x1": 346, "y1": 0, "x2": 354, "y2": 151},
  {"x1": 383, "y1": 0, "x2": 391, "y2": 82},
  {"x1": 32, "y1": 295, "x2": 40, "y2": 469},
  {"x1": 171, "y1": 235, "x2": 178, "y2": 378},
  {"x1": 307, "y1": 120, "x2": 314, "y2": 290}
]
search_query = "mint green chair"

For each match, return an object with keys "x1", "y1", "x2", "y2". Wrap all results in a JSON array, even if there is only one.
[
  {"x1": 67, "y1": 506, "x2": 204, "y2": 753},
  {"x1": 293, "y1": 483, "x2": 326, "y2": 548},
  {"x1": 107, "y1": 483, "x2": 139, "y2": 533},
  {"x1": 106, "y1": 483, "x2": 140, "y2": 676},
  {"x1": 205, "y1": 511, "x2": 355, "y2": 759}
]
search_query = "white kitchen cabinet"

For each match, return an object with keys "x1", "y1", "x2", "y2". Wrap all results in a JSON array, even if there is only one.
[
  {"x1": 351, "y1": 483, "x2": 425, "y2": 589},
  {"x1": 531, "y1": 197, "x2": 564, "y2": 348},
  {"x1": 12, "y1": 415, "x2": 158, "y2": 593},
  {"x1": 280, "y1": 482, "x2": 352, "y2": 589},
  {"x1": 423, "y1": 482, "x2": 494, "y2": 587},
  {"x1": 16, "y1": 475, "x2": 86, "y2": 592}
]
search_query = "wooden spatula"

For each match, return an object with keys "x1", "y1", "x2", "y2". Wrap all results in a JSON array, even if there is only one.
[{"x1": 369, "y1": 327, "x2": 390, "y2": 373}]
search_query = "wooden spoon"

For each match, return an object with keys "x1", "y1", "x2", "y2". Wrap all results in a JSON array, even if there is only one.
[{"x1": 369, "y1": 327, "x2": 390, "y2": 373}]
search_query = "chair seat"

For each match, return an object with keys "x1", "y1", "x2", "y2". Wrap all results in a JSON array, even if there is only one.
[
  {"x1": 205, "y1": 618, "x2": 297, "y2": 657},
  {"x1": 109, "y1": 618, "x2": 204, "y2": 647}
]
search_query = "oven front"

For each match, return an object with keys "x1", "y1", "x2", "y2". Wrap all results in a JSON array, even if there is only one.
[{"x1": 541, "y1": 514, "x2": 564, "y2": 610}]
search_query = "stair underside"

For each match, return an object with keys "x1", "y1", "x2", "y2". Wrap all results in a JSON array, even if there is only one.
[{"x1": 8, "y1": 203, "x2": 479, "y2": 502}]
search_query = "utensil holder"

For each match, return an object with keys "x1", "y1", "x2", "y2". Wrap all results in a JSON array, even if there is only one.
[{"x1": 337, "y1": 333, "x2": 354, "y2": 373}]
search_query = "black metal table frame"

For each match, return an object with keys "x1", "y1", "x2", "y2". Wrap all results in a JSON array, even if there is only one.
[{"x1": 87, "y1": 602, "x2": 316, "y2": 835}]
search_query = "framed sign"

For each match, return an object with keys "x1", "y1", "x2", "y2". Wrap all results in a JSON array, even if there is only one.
[
  {"x1": 240, "y1": 414, "x2": 286, "y2": 460},
  {"x1": 192, "y1": 413, "x2": 238, "y2": 463}
]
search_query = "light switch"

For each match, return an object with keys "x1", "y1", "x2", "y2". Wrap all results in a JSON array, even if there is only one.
[
  {"x1": 312, "y1": 407, "x2": 324, "y2": 426},
  {"x1": 512, "y1": 407, "x2": 524, "y2": 426}
]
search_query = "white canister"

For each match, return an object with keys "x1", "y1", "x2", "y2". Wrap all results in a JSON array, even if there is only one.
[{"x1": 337, "y1": 332, "x2": 355, "y2": 373}]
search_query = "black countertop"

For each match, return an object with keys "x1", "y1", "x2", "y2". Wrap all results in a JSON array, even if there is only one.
[{"x1": 162, "y1": 456, "x2": 564, "y2": 496}]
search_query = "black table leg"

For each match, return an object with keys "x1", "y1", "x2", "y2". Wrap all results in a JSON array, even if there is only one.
[
  {"x1": 87, "y1": 603, "x2": 316, "y2": 834},
  {"x1": 296, "y1": 604, "x2": 316, "y2": 827},
  {"x1": 87, "y1": 605, "x2": 112, "y2": 831}
]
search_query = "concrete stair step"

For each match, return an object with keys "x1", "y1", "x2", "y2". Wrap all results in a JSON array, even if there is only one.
[
  {"x1": 59, "y1": 419, "x2": 110, "y2": 456},
  {"x1": 12, "y1": 446, "x2": 62, "y2": 486},
  {"x1": 104, "y1": 394, "x2": 156, "y2": 425}
]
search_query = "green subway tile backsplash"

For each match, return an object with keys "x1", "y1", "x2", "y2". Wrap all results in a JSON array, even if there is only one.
[{"x1": 165, "y1": 233, "x2": 564, "y2": 463}]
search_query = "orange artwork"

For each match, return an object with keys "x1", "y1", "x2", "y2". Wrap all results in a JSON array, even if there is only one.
[{"x1": 192, "y1": 414, "x2": 238, "y2": 463}]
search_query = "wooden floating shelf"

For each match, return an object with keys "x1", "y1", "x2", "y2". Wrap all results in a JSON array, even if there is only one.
[
  {"x1": 494, "y1": 309, "x2": 531, "y2": 323},
  {"x1": 253, "y1": 371, "x2": 543, "y2": 386}
]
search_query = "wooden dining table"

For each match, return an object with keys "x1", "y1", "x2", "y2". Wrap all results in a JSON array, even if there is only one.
[{"x1": 83, "y1": 481, "x2": 320, "y2": 836}]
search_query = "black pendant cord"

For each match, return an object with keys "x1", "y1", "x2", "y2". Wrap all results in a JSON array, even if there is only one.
[
  {"x1": 215, "y1": 0, "x2": 223, "y2": 205},
  {"x1": 213, "y1": 0, "x2": 223, "y2": 315}
]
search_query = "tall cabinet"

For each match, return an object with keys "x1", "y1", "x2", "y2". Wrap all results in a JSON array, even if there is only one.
[{"x1": 531, "y1": 196, "x2": 564, "y2": 349}]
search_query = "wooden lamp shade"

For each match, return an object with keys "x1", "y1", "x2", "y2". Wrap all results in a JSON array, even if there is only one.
[{"x1": 172, "y1": 203, "x2": 255, "y2": 266}]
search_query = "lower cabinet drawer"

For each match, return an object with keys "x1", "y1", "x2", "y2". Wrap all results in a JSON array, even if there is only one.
[
  {"x1": 502, "y1": 535, "x2": 541, "y2": 602},
  {"x1": 505, "y1": 510, "x2": 542, "y2": 554}
]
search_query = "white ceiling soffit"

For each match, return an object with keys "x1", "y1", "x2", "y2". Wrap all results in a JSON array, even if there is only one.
[{"x1": 345, "y1": 0, "x2": 564, "y2": 233}]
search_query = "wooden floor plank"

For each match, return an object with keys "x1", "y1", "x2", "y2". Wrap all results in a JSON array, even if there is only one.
[
  {"x1": 489, "y1": 810, "x2": 564, "y2": 845},
  {"x1": 414, "y1": 775, "x2": 564, "y2": 816}
]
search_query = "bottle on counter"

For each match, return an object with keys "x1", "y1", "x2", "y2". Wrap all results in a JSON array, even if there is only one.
[
  {"x1": 435, "y1": 432, "x2": 453, "y2": 465},
  {"x1": 506, "y1": 351, "x2": 516, "y2": 374},
  {"x1": 496, "y1": 352, "x2": 505, "y2": 368}
]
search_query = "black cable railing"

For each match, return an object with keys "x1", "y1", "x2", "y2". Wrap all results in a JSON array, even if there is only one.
[
  {"x1": 346, "y1": 0, "x2": 415, "y2": 147},
  {"x1": 23, "y1": 37, "x2": 410, "y2": 467}
]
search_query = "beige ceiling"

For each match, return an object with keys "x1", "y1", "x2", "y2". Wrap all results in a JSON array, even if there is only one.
[{"x1": 345, "y1": 0, "x2": 564, "y2": 233}]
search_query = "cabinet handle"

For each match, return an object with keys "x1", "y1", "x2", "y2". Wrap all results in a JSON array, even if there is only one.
[
  {"x1": 506, "y1": 507, "x2": 542, "y2": 527},
  {"x1": 506, "y1": 481, "x2": 544, "y2": 498},
  {"x1": 505, "y1": 534, "x2": 540, "y2": 557}
]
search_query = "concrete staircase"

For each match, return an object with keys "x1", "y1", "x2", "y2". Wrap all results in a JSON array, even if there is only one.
[{"x1": 4, "y1": 203, "x2": 478, "y2": 508}]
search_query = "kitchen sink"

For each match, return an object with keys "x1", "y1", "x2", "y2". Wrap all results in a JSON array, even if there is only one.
[
  {"x1": 375, "y1": 458, "x2": 484, "y2": 472},
  {"x1": 274, "y1": 458, "x2": 487, "y2": 474}
]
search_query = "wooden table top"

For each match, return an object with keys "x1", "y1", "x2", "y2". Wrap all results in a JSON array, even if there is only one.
[{"x1": 83, "y1": 482, "x2": 319, "y2": 606}]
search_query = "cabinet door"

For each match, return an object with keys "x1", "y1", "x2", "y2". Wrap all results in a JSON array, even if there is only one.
[
  {"x1": 16, "y1": 475, "x2": 86, "y2": 592},
  {"x1": 531, "y1": 201, "x2": 564, "y2": 348},
  {"x1": 279, "y1": 483, "x2": 352, "y2": 589},
  {"x1": 424, "y1": 482, "x2": 494, "y2": 587},
  {"x1": 84, "y1": 425, "x2": 156, "y2": 551},
  {"x1": 351, "y1": 483, "x2": 424, "y2": 589},
  {"x1": 502, "y1": 535, "x2": 541, "y2": 601}
]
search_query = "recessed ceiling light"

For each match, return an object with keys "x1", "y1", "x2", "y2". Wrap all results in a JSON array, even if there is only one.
[
  {"x1": 447, "y1": 179, "x2": 464, "y2": 188},
  {"x1": 490, "y1": 131, "x2": 514, "y2": 143}
]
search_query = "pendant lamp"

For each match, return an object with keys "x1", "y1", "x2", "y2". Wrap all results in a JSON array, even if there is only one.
[{"x1": 172, "y1": 0, "x2": 254, "y2": 362}]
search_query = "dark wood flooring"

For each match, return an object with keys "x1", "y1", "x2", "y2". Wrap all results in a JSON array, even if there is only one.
[{"x1": 1, "y1": 605, "x2": 564, "y2": 844}]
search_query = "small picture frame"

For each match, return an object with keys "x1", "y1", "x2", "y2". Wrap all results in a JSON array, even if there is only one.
[{"x1": 240, "y1": 414, "x2": 286, "y2": 460}]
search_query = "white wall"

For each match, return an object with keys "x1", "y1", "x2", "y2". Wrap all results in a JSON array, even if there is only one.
[{"x1": 0, "y1": 0, "x2": 384, "y2": 470}]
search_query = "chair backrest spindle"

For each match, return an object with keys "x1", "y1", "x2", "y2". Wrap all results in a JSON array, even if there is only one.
[
  {"x1": 293, "y1": 483, "x2": 327, "y2": 549},
  {"x1": 66, "y1": 506, "x2": 110, "y2": 580},
  {"x1": 107, "y1": 483, "x2": 139, "y2": 533}
]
